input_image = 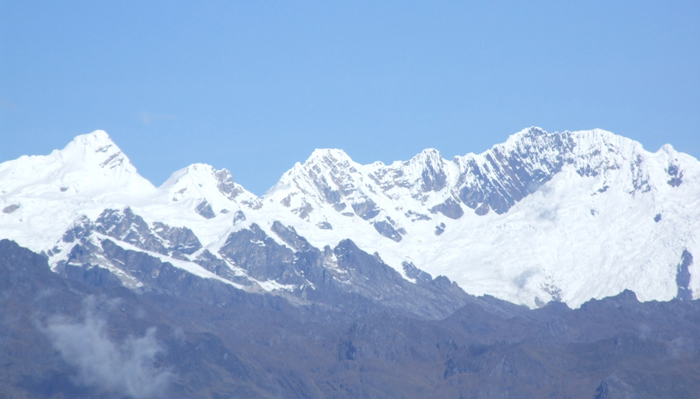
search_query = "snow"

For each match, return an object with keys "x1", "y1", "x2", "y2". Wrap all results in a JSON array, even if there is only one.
[{"x1": 2, "y1": 128, "x2": 699, "y2": 308}]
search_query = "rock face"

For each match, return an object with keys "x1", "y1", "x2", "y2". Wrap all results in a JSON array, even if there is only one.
[
  {"x1": 266, "y1": 128, "x2": 577, "y2": 224},
  {"x1": 677, "y1": 250, "x2": 694, "y2": 301},
  {"x1": 195, "y1": 199, "x2": 216, "y2": 219},
  {"x1": 47, "y1": 204, "x2": 475, "y2": 319},
  {"x1": 267, "y1": 128, "x2": 698, "y2": 228}
]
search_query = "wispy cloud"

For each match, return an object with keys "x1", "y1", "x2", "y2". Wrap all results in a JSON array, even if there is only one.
[
  {"x1": 42, "y1": 296, "x2": 173, "y2": 399},
  {"x1": 140, "y1": 111, "x2": 176, "y2": 125},
  {"x1": 513, "y1": 268, "x2": 538, "y2": 289}
]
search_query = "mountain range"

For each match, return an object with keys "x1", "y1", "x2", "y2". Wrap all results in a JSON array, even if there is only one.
[{"x1": 1, "y1": 128, "x2": 698, "y2": 308}]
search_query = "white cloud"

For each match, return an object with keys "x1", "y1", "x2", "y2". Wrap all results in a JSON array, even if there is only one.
[{"x1": 43, "y1": 297, "x2": 173, "y2": 399}]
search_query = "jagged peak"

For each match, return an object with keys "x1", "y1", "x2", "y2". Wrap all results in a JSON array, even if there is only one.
[
  {"x1": 410, "y1": 148, "x2": 444, "y2": 163},
  {"x1": 280, "y1": 148, "x2": 359, "y2": 183},
  {"x1": 57, "y1": 130, "x2": 128, "y2": 164},
  {"x1": 160, "y1": 163, "x2": 257, "y2": 204},
  {"x1": 495, "y1": 127, "x2": 643, "y2": 158},
  {"x1": 396, "y1": 148, "x2": 449, "y2": 187},
  {"x1": 500, "y1": 126, "x2": 559, "y2": 150},
  {"x1": 303, "y1": 148, "x2": 354, "y2": 168},
  {"x1": 448, "y1": 127, "x2": 560, "y2": 168}
]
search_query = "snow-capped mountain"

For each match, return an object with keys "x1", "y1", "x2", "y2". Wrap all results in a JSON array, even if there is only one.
[
  {"x1": 260, "y1": 127, "x2": 700, "y2": 307},
  {"x1": 1, "y1": 128, "x2": 698, "y2": 308}
]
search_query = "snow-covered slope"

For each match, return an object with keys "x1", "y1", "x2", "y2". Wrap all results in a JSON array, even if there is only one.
[
  {"x1": 0, "y1": 131, "x2": 157, "y2": 250},
  {"x1": 1, "y1": 128, "x2": 698, "y2": 308},
  {"x1": 262, "y1": 128, "x2": 700, "y2": 307}
]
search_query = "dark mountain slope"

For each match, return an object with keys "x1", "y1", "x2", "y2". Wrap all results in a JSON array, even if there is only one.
[{"x1": 2, "y1": 239, "x2": 700, "y2": 398}]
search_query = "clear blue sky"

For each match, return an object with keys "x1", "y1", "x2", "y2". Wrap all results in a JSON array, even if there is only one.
[{"x1": 2, "y1": 1, "x2": 699, "y2": 195}]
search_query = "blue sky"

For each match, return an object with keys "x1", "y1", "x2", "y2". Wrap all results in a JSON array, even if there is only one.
[{"x1": 1, "y1": 1, "x2": 699, "y2": 195}]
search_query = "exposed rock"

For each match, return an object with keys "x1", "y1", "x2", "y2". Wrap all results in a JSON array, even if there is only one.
[
  {"x1": 474, "y1": 202, "x2": 490, "y2": 216},
  {"x1": 316, "y1": 221, "x2": 333, "y2": 230},
  {"x1": 281, "y1": 194, "x2": 293, "y2": 207},
  {"x1": 405, "y1": 210, "x2": 431, "y2": 221},
  {"x1": 152, "y1": 222, "x2": 202, "y2": 255},
  {"x1": 352, "y1": 199, "x2": 380, "y2": 220},
  {"x1": 233, "y1": 210, "x2": 246, "y2": 225},
  {"x1": 429, "y1": 198, "x2": 464, "y2": 219},
  {"x1": 373, "y1": 220, "x2": 402, "y2": 242},
  {"x1": 676, "y1": 250, "x2": 693, "y2": 301},
  {"x1": 218, "y1": 223, "x2": 299, "y2": 284},
  {"x1": 435, "y1": 222, "x2": 446, "y2": 236},
  {"x1": 2, "y1": 204, "x2": 19, "y2": 214},
  {"x1": 455, "y1": 129, "x2": 575, "y2": 214},
  {"x1": 194, "y1": 249, "x2": 253, "y2": 286},
  {"x1": 667, "y1": 164, "x2": 684, "y2": 187},
  {"x1": 214, "y1": 168, "x2": 246, "y2": 200},
  {"x1": 195, "y1": 200, "x2": 216, "y2": 219},
  {"x1": 271, "y1": 221, "x2": 313, "y2": 252},
  {"x1": 293, "y1": 201, "x2": 313, "y2": 220},
  {"x1": 63, "y1": 209, "x2": 203, "y2": 262},
  {"x1": 94, "y1": 207, "x2": 169, "y2": 255},
  {"x1": 542, "y1": 282, "x2": 563, "y2": 302},
  {"x1": 241, "y1": 199, "x2": 263, "y2": 210},
  {"x1": 402, "y1": 261, "x2": 432, "y2": 284},
  {"x1": 418, "y1": 151, "x2": 447, "y2": 192}
]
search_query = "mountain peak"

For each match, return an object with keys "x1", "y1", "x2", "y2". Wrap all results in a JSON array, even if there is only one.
[
  {"x1": 502, "y1": 126, "x2": 555, "y2": 147},
  {"x1": 160, "y1": 163, "x2": 258, "y2": 206},
  {"x1": 0, "y1": 130, "x2": 154, "y2": 197},
  {"x1": 281, "y1": 148, "x2": 358, "y2": 183},
  {"x1": 304, "y1": 148, "x2": 353, "y2": 167},
  {"x1": 71, "y1": 129, "x2": 113, "y2": 147},
  {"x1": 59, "y1": 130, "x2": 132, "y2": 169},
  {"x1": 412, "y1": 148, "x2": 443, "y2": 161}
]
